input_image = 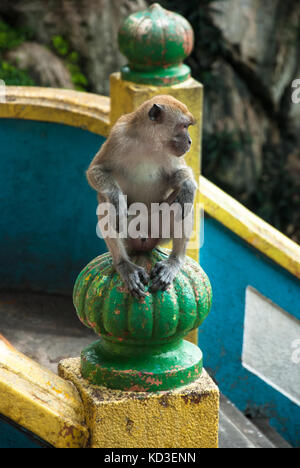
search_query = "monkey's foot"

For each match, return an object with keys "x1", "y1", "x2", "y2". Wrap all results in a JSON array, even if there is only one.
[
  {"x1": 149, "y1": 259, "x2": 180, "y2": 292},
  {"x1": 117, "y1": 260, "x2": 149, "y2": 299}
]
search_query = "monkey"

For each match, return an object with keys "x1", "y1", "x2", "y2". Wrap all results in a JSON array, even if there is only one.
[{"x1": 86, "y1": 95, "x2": 197, "y2": 299}]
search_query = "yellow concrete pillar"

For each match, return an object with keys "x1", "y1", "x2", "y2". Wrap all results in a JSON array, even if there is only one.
[{"x1": 59, "y1": 358, "x2": 219, "y2": 449}]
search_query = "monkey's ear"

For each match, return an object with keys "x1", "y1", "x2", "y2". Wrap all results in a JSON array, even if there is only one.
[{"x1": 148, "y1": 104, "x2": 165, "y2": 123}]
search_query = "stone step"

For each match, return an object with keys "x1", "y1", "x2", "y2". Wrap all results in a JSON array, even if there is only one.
[
  {"x1": 219, "y1": 394, "x2": 291, "y2": 448},
  {"x1": 250, "y1": 418, "x2": 292, "y2": 449}
]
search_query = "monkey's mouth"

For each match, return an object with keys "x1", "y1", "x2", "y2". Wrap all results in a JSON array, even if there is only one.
[
  {"x1": 170, "y1": 140, "x2": 191, "y2": 157},
  {"x1": 174, "y1": 147, "x2": 190, "y2": 157}
]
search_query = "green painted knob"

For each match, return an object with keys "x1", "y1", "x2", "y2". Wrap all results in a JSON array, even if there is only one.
[
  {"x1": 118, "y1": 3, "x2": 194, "y2": 86},
  {"x1": 74, "y1": 248, "x2": 212, "y2": 391}
]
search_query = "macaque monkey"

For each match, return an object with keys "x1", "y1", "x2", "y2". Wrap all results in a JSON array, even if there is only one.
[{"x1": 87, "y1": 95, "x2": 197, "y2": 298}]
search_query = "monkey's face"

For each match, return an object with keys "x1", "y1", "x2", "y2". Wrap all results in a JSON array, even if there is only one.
[
  {"x1": 148, "y1": 102, "x2": 194, "y2": 157},
  {"x1": 169, "y1": 121, "x2": 192, "y2": 157}
]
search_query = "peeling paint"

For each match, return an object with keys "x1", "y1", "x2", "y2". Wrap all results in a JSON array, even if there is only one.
[{"x1": 119, "y1": 4, "x2": 194, "y2": 86}]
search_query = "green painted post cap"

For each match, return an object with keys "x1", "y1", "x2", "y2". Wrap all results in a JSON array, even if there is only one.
[
  {"x1": 73, "y1": 249, "x2": 212, "y2": 392},
  {"x1": 118, "y1": 3, "x2": 194, "y2": 86}
]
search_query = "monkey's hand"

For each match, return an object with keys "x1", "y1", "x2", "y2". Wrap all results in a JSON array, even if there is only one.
[
  {"x1": 149, "y1": 258, "x2": 180, "y2": 293},
  {"x1": 173, "y1": 179, "x2": 197, "y2": 221},
  {"x1": 117, "y1": 260, "x2": 149, "y2": 299}
]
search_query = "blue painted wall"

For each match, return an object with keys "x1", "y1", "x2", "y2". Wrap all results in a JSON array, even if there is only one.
[
  {"x1": 199, "y1": 216, "x2": 300, "y2": 447},
  {"x1": 0, "y1": 119, "x2": 107, "y2": 294},
  {"x1": 0, "y1": 415, "x2": 49, "y2": 448}
]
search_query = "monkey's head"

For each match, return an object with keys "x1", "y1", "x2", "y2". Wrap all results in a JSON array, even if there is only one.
[
  {"x1": 129, "y1": 95, "x2": 195, "y2": 157},
  {"x1": 146, "y1": 95, "x2": 195, "y2": 157}
]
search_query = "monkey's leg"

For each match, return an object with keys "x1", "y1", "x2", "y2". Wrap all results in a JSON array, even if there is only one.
[
  {"x1": 97, "y1": 193, "x2": 149, "y2": 298},
  {"x1": 98, "y1": 213, "x2": 149, "y2": 298},
  {"x1": 149, "y1": 235, "x2": 188, "y2": 292},
  {"x1": 107, "y1": 237, "x2": 149, "y2": 299},
  {"x1": 150, "y1": 177, "x2": 196, "y2": 292}
]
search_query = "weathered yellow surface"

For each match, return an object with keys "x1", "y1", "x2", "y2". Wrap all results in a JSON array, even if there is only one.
[
  {"x1": 59, "y1": 358, "x2": 219, "y2": 449},
  {"x1": 185, "y1": 329, "x2": 198, "y2": 345},
  {"x1": 0, "y1": 338, "x2": 89, "y2": 448},
  {"x1": 110, "y1": 73, "x2": 203, "y2": 263},
  {"x1": 0, "y1": 86, "x2": 111, "y2": 137},
  {"x1": 200, "y1": 176, "x2": 300, "y2": 279}
]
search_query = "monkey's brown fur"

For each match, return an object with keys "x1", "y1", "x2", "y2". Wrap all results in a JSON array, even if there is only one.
[{"x1": 87, "y1": 95, "x2": 197, "y2": 298}]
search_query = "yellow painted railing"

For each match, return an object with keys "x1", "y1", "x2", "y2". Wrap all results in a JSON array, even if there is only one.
[{"x1": 0, "y1": 335, "x2": 88, "y2": 448}]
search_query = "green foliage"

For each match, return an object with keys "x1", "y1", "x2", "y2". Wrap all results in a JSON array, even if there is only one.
[
  {"x1": 0, "y1": 60, "x2": 35, "y2": 85},
  {"x1": 51, "y1": 35, "x2": 69, "y2": 56},
  {"x1": 0, "y1": 21, "x2": 33, "y2": 51},
  {"x1": 51, "y1": 35, "x2": 88, "y2": 91},
  {"x1": 68, "y1": 51, "x2": 79, "y2": 64},
  {"x1": 0, "y1": 20, "x2": 35, "y2": 86},
  {"x1": 67, "y1": 63, "x2": 88, "y2": 91}
]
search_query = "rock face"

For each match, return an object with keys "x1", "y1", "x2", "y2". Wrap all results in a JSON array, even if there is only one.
[
  {"x1": 205, "y1": 0, "x2": 300, "y2": 239},
  {"x1": 0, "y1": 0, "x2": 147, "y2": 94},
  {"x1": 6, "y1": 42, "x2": 74, "y2": 88},
  {"x1": 212, "y1": 0, "x2": 300, "y2": 112},
  {"x1": 203, "y1": 59, "x2": 271, "y2": 196}
]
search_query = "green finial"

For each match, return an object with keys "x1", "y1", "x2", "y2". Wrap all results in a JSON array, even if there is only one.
[
  {"x1": 73, "y1": 249, "x2": 212, "y2": 392},
  {"x1": 118, "y1": 3, "x2": 194, "y2": 86}
]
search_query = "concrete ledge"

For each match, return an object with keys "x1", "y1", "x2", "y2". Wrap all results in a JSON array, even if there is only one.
[
  {"x1": 0, "y1": 337, "x2": 89, "y2": 448},
  {"x1": 59, "y1": 357, "x2": 219, "y2": 448},
  {"x1": 1, "y1": 86, "x2": 111, "y2": 137}
]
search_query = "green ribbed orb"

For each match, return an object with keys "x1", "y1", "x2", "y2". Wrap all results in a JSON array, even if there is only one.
[
  {"x1": 118, "y1": 3, "x2": 194, "y2": 86},
  {"x1": 74, "y1": 248, "x2": 212, "y2": 391}
]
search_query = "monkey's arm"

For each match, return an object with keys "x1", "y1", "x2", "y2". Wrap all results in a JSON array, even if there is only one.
[
  {"x1": 102, "y1": 230, "x2": 149, "y2": 299},
  {"x1": 87, "y1": 161, "x2": 127, "y2": 214},
  {"x1": 150, "y1": 166, "x2": 197, "y2": 292},
  {"x1": 87, "y1": 162, "x2": 149, "y2": 299},
  {"x1": 166, "y1": 167, "x2": 197, "y2": 217}
]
